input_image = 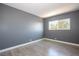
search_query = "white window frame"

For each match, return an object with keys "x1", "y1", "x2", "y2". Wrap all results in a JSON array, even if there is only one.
[{"x1": 48, "y1": 18, "x2": 70, "y2": 30}]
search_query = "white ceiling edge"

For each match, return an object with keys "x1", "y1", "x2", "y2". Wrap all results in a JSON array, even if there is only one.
[
  {"x1": 4, "y1": 3, "x2": 79, "y2": 18},
  {"x1": 4, "y1": 3, "x2": 42, "y2": 18},
  {"x1": 41, "y1": 4, "x2": 79, "y2": 18}
]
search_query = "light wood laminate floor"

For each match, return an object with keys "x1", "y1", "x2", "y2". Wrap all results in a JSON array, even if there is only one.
[{"x1": 0, "y1": 39, "x2": 79, "y2": 56}]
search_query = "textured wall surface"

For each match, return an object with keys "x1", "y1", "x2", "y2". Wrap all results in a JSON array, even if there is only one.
[
  {"x1": 44, "y1": 10, "x2": 79, "y2": 44},
  {"x1": 0, "y1": 4, "x2": 43, "y2": 50}
]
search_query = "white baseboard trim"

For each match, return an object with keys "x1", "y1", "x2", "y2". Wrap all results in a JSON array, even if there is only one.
[
  {"x1": 0, "y1": 38, "x2": 79, "y2": 53},
  {"x1": 43, "y1": 38, "x2": 79, "y2": 47},
  {"x1": 0, "y1": 39, "x2": 43, "y2": 53}
]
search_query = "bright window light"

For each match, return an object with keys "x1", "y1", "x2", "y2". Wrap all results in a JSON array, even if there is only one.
[{"x1": 49, "y1": 18, "x2": 70, "y2": 30}]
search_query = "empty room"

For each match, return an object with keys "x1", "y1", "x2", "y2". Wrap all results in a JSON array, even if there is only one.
[{"x1": 0, "y1": 3, "x2": 79, "y2": 56}]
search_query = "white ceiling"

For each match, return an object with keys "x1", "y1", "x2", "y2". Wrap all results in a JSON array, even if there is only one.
[{"x1": 4, "y1": 3, "x2": 79, "y2": 18}]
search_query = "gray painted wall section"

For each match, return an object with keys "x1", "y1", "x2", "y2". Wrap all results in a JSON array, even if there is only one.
[
  {"x1": 0, "y1": 4, "x2": 43, "y2": 50},
  {"x1": 44, "y1": 10, "x2": 79, "y2": 44}
]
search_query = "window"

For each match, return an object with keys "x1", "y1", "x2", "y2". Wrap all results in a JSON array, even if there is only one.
[{"x1": 49, "y1": 18, "x2": 70, "y2": 30}]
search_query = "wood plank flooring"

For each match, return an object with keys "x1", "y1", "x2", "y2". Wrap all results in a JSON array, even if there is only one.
[{"x1": 0, "y1": 39, "x2": 79, "y2": 56}]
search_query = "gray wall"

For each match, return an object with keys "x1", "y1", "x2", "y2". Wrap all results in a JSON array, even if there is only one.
[
  {"x1": 0, "y1": 4, "x2": 43, "y2": 50},
  {"x1": 44, "y1": 10, "x2": 79, "y2": 44}
]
